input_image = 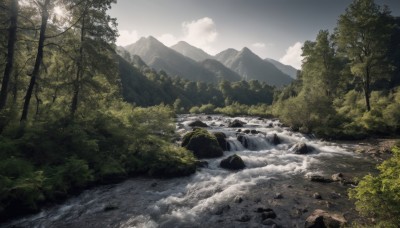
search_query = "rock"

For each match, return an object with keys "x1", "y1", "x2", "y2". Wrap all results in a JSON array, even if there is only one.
[
  {"x1": 261, "y1": 210, "x2": 277, "y2": 220},
  {"x1": 309, "y1": 175, "x2": 333, "y2": 183},
  {"x1": 213, "y1": 132, "x2": 230, "y2": 151},
  {"x1": 220, "y1": 154, "x2": 245, "y2": 170},
  {"x1": 206, "y1": 116, "x2": 212, "y2": 120},
  {"x1": 255, "y1": 207, "x2": 274, "y2": 213},
  {"x1": 271, "y1": 134, "x2": 281, "y2": 145},
  {"x1": 243, "y1": 129, "x2": 251, "y2": 134},
  {"x1": 305, "y1": 209, "x2": 347, "y2": 228},
  {"x1": 274, "y1": 193, "x2": 283, "y2": 199},
  {"x1": 291, "y1": 142, "x2": 310, "y2": 154},
  {"x1": 332, "y1": 173, "x2": 344, "y2": 182},
  {"x1": 229, "y1": 119, "x2": 246, "y2": 128},
  {"x1": 250, "y1": 130, "x2": 258, "y2": 134},
  {"x1": 103, "y1": 204, "x2": 118, "y2": 211},
  {"x1": 150, "y1": 182, "x2": 158, "y2": 187},
  {"x1": 182, "y1": 128, "x2": 224, "y2": 159},
  {"x1": 313, "y1": 192, "x2": 322, "y2": 199},
  {"x1": 188, "y1": 120, "x2": 208, "y2": 128},
  {"x1": 237, "y1": 134, "x2": 249, "y2": 148},
  {"x1": 234, "y1": 196, "x2": 243, "y2": 203},
  {"x1": 195, "y1": 160, "x2": 209, "y2": 168},
  {"x1": 236, "y1": 214, "x2": 251, "y2": 222},
  {"x1": 237, "y1": 129, "x2": 242, "y2": 133},
  {"x1": 262, "y1": 219, "x2": 278, "y2": 226}
]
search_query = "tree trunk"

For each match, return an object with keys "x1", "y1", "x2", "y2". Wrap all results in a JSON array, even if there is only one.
[
  {"x1": 364, "y1": 68, "x2": 371, "y2": 112},
  {"x1": 70, "y1": 14, "x2": 86, "y2": 117},
  {"x1": 20, "y1": 0, "x2": 50, "y2": 122},
  {"x1": 0, "y1": 0, "x2": 19, "y2": 111}
]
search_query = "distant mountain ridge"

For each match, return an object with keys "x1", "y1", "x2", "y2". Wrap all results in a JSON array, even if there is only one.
[
  {"x1": 170, "y1": 41, "x2": 213, "y2": 62},
  {"x1": 123, "y1": 36, "x2": 294, "y2": 86},
  {"x1": 265, "y1": 58, "x2": 298, "y2": 79},
  {"x1": 215, "y1": 47, "x2": 293, "y2": 86},
  {"x1": 125, "y1": 36, "x2": 217, "y2": 83}
]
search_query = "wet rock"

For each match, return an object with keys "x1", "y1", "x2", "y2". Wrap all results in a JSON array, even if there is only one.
[
  {"x1": 234, "y1": 196, "x2": 243, "y2": 203},
  {"x1": 206, "y1": 116, "x2": 212, "y2": 120},
  {"x1": 305, "y1": 209, "x2": 347, "y2": 228},
  {"x1": 309, "y1": 175, "x2": 333, "y2": 183},
  {"x1": 237, "y1": 134, "x2": 249, "y2": 148},
  {"x1": 291, "y1": 142, "x2": 310, "y2": 154},
  {"x1": 313, "y1": 192, "x2": 322, "y2": 199},
  {"x1": 103, "y1": 204, "x2": 118, "y2": 212},
  {"x1": 236, "y1": 214, "x2": 251, "y2": 222},
  {"x1": 332, "y1": 173, "x2": 344, "y2": 182},
  {"x1": 220, "y1": 154, "x2": 245, "y2": 170},
  {"x1": 195, "y1": 160, "x2": 209, "y2": 168},
  {"x1": 150, "y1": 182, "x2": 158, "y2": 187},
  {"x1": 229, "y1": 119, "x2": 246, "y2": 128},
  {"x1": 261, "y1": 210, "x2": 277, "y2": 220},
  {"x1": 271, "y1": 134, "x2": 281, "y2": 145},
  {"x1": 213, "y1": 132, "x2": 230, "y2": 151},
  {"x1": 274, "y1": 193, "x2": 283, "y2": 199},
  {"x1": 182, "y1": 128, "x2": 224, "y2": 158},
  {"x1": 251, "y1": 130, "x2": 258, "y2": 134},
  {"x1": 188, "y1": 120, "x2": 208, "y2": 128},
  {"x1": 243, "y1": 129, "x2": 251, "y2": 134}
]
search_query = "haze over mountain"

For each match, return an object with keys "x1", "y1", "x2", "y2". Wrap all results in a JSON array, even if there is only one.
[
  {"x1": 125, "y1": 36, "x2": 217, "y2": 83},
  {"x1": 215, "y1": 47, "x2": 293, "y2": 86},
  {"x1": 200, "y1": 59, "x2": 242, "y2": 82},
  {"x1": 170, "y1": 41, "x2": 213, "y2": 62},
  {"x1": 265, "y1": 58, "x2": 298, "y2": 79}
]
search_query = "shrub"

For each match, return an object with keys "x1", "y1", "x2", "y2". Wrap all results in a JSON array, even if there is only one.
[{"x1": 349, "y1": 146, "x2": 400, "y2": 227}]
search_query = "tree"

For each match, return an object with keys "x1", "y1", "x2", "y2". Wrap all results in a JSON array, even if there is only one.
[
  {"x1": 0, "y1": 0, "x2": 19, "y2": 111},
  {"x1": 335, "y1": 0, "x2": 394, "y2": 111}
]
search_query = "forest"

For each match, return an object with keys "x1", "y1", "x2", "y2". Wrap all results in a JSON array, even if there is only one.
[{"x1": 0, "y1": 0, "x2": 399, "y2": 226}]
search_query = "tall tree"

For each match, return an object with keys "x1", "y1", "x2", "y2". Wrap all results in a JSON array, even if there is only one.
[
  {"x1": 335, "y1": 0, "x2": 394, "y2": 111},
  {"x1": 0, "y1": 0, "x2": 19, "y2": 111},
  {"x1": 20, "y1": 0, "x2": 51, "y2": 122}
]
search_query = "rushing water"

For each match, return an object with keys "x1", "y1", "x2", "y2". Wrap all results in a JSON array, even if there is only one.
[{"x1": 3, "y1": 115, "x2": 378, "y2": 228}]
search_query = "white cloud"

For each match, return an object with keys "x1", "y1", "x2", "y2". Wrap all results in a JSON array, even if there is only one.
[
  {"x1": 279, "y1": 42, "x2": 303, "y2": 70},
  {"x1": 182, "y1": 17, "x2": 218, "y2": 48},
  {"x1": 157, "y1": 33, "x2": 179, "y2": 47},
  {"x1": 116, "y1": 30, "x2": 139, "y2": 46},
  {"x1": 252, "y1": 42, "x2": 266, "y2": 48}
]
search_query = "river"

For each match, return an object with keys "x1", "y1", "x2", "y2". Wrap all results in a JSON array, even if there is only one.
[{"x1": 2, "y1": 115, "x2": 379, "y2": 228}]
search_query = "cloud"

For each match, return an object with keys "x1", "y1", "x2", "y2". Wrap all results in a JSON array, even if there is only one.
[
  {"x1": 252, "y1": 42, "x2": 266, "y2": 48},
  {"x1": 182, "y1": 17, "x2": 218, "y2": 48},
  {"x1": 116, "y1": 30, "x2": 139, "y2": 46},
  {"x1": 157, "y1": 33, "x2": 179, "y2": 47},
  {"x1": 279, "y1": 42, "x2": 303, "y2": 69}
]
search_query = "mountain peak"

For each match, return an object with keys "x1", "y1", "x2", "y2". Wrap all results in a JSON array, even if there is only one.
[{"x1": 171, "y1": 41, "x2": 213, "y2": 62}]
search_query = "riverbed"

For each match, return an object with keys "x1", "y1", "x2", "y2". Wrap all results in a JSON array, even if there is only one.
[{"x1": 2, "y1": 115, "x2": 380, "y2": 228}]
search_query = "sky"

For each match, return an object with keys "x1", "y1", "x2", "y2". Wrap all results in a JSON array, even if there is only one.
[{"x1": 109, "y1": 0, "x2": 400, "y2": 69}]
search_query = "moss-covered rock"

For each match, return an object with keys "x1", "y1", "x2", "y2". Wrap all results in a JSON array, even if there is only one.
[
  {"x1": 213, "y1": 132, "x2": 230, "y2": 151},
  {"x1": 182, "y1": 128, "x2": 224, "y2": 158},
  {"x1": 188, "y1": 120, "x2": 208, "y2": 128}
]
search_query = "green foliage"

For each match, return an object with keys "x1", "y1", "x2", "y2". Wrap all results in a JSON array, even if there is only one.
[{"x1": 349, "y1": 146, "x2": 400, "y2": 227}]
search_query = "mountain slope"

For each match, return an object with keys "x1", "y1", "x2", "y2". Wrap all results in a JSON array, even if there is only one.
[
  {"x1": 125, "y1": 36, "x2": 217, "y2": 83},
  {"x1": 170, "y1": 41, "x2": 213, "y2": 62},
  {"x1": 200, "y1": 59, "x2": 242, "y2": 82},
  {"x1": 215, "y1": 47, "x2": 293, "y2": 86},
  {"x1": 265, "y1": 58, "x2": 298, "y2": 79}
]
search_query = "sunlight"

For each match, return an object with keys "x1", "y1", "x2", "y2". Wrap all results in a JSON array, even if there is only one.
[{"x1": 54, "y1": 6, "x2": 65, "y2": 17}]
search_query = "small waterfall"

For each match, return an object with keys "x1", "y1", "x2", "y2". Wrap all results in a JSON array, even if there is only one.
[
  {"x1": 237, "y1": 134, "x2": 271, "y2": 151},
  {"x1": 227, "y1": 137, "x2": 245, "y2": 151}
]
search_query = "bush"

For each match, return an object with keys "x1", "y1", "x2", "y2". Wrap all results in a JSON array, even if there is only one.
[{"x1": 349, "y1": 146, "x2": 400, "y2": 227}]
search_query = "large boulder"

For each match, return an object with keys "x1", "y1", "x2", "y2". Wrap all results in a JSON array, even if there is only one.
[
  {"x1": 188, "y1": 120, "x2": 208, "y2": 128},
  {"x1": 220, "y1": 154, "x2": 245, "y2": 170},
  {"x1": 290, "y1": 142, "x2": 309, "y2": 154},
  {"x1": 213, "y1": 132, "x2": 230, "y2": 151},
  {"x1": 229, "y1": 119, "x2": 246, "y2": 128},
  {"x1": 305, "y1": 209, "x2": 347, "y2": 228},
  {"x1": 182, "y1": 128, "x2": 223, "y2": 158}
]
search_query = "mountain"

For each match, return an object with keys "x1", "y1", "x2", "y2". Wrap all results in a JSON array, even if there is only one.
[
  {"x1": 265, "y1": 58, "x2": 298, "y2": 79},
  {"x1": 200, "y1": 59, "x2": 242, "y2": 82},
  {"x1": 170, "y1": 41, "x2": 213, "y2": 62},
  {"x1": 215, "y1": 47, "x2": 293, "y2": 87},
  {"x1": 125, "y1": 36, "x2": 217, "y2": 83}
]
